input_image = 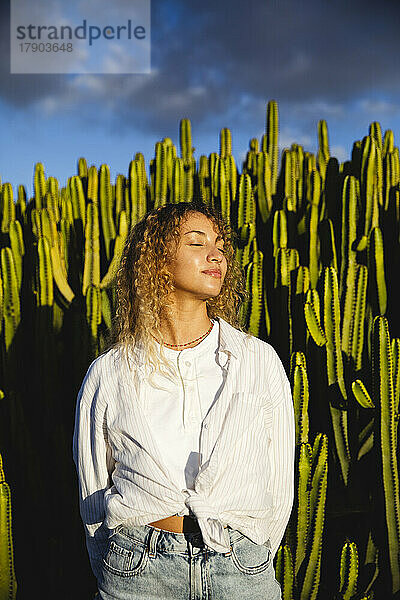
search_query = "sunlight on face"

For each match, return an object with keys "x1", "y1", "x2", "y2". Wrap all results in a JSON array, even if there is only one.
[{"x1": 167, "y1": 212, "x2": 228, "y2": 301}]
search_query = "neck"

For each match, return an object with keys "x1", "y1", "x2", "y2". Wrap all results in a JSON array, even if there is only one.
[{"x1": 156, "y1": 304, "x2": 213, "y2": 348}]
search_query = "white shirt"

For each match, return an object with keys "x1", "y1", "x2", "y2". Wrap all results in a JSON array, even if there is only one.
[
  {"x1": 141, "y1": 318, "x2": 224, "y2": 495},
  {"x1": 72, "y1": 316, "x2": 295, "y2": 581}
]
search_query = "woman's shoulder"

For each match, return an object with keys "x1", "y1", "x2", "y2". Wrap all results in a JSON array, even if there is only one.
[
  {"x1": 218, "y1": 318, "x2": 283, "y2": 364},
  {"x1": 82, "y1": 346, "x2": 126, "y2": 383},
  {"x1": 241, "y1": 332, "x2": 287, "y2": 374},
  {"x1": 241, "y1": 329, "x2": 280, "y2": 356}
]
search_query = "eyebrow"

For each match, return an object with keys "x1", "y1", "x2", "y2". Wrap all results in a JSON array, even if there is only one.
[{"x1": 184, "y1": 230, "x2": 224, "y2": 242}]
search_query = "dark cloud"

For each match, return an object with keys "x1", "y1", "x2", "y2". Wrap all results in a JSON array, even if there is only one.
[{"x1": 1, "y1": 0, "x2": 400, "y2": 133}]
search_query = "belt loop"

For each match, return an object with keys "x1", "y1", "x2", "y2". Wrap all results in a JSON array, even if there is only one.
[{"x1": 148, "y1": 527, "x2": 160, "y2": 559}]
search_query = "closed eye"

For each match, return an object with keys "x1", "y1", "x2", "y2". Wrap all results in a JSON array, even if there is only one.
[{"x1": 190, "y1": 243, "x2": 225, "y2": 253}]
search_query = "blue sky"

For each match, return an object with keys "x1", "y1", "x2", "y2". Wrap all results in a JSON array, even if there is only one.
[{"x1": 2, "y1": 0, "x2": 400, "y2": 199}]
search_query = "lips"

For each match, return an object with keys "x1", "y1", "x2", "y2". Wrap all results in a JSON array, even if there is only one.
[{"x1": 202, "y1": 270, "x2": 222, "y2": 278}]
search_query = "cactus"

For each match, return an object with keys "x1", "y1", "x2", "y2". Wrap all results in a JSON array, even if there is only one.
[
  {"x1": 99, "y1": 164, "x2": 116, "y2": 260},
  {"x1": 0, "y1": 184, "x2": 16, "y2": 234},
  {"x1": 37, "y1": 236, "x2": 53, "y2": 306},
  {"x1": 8, "y1": 221, "x2": 24, "y2": 291},
  {"x1": 1, "y1": 103, "x2": 400, "y2": 598},
  {"x1": 372, "y1": 316, "x2": 400, "y2": 594},
  {"x1": 1, "y1": 248, "x2": 20, "y2": 352},
  {"x1": 338, "y1": 541, "x2": 359, "y2": 600},
  {"x1": 0, "y1": 454, "x2": 17, "y2": 600},
  {"x1": 274, "y1": 544, "x2": 295, "y2": 598},
  {"x1": 264, "y1": 99, "x2": 279, "y2": 195},
  {"x1": 82, "y1": 202, "x2": 100, "y2": 296},
  {"x1": 299, "y1": 433, "x2": 328, "y2": 600}
]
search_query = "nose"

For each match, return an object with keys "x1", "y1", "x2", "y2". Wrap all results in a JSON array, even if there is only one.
[{"x1": 207, "y1": 246, "x2": 223, "y2": 262}]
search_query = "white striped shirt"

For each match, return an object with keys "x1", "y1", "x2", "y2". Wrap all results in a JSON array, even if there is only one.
[
  {"x1": 140, "y1": 319, "x2": 224, "y2": 495},
  {"x1": 72, "y1": 316, "x2": 295, "y2": 581}
]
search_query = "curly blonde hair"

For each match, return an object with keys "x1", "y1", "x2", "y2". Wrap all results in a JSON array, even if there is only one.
[{"x1": 106, "y1": 200, "x2": 249, "y2": 382}]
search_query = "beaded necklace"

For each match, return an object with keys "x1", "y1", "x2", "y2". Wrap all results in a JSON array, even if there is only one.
[{"x1": 151, "y1": 319, "x2": 214, "y2": 349}]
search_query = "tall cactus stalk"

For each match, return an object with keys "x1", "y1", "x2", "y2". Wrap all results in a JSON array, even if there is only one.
[
  {"x1": 265, "y1": 99, "x2": 279, "y2": 195},
  {"x1": 0, "y1": 454, "x2": 17, "y2": 600},
  {"x1": 372, "y1": 316, "x2": 400, "y2": 594}
]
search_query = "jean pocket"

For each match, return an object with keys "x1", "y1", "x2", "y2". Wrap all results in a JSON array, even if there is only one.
[
  {"x1": 231, "y1": 536, "x2": 272, "y2": 575},
  {"x1": 102, "y1": 532, "x2": 149, "y2": 577}
]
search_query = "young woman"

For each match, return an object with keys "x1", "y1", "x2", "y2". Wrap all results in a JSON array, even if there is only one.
[{"x1": 73, "y1": 200, "x2": 295, "y2": 600}]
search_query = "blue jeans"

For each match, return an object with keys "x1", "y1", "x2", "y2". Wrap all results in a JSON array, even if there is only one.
[{"x1": 96, "y1": 523, "x2": 282, "y2": 599}]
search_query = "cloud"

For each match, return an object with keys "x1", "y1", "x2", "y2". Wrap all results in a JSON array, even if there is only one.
[
  {"x1": 279, "y1": 126, "x2": 313, "y2": 150},
  {"x1": 2, "y1": 0, "x2": 400, "y2": 134},
  {"x1": 358, "y1": 99, "x2": 400, "y2": 116}
]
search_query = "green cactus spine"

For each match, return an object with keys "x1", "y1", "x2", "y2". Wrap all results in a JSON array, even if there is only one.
[
  {"x1": 256, "y1": 151, "x2": 272, "y2": 223},
  {"x1": 272, "y1": 209, "x2": 288, "y2": 256},
  {"x1": 8, "y1": 221, "x2": 24, "y2": 291},
  {"x1": 245, "y1": 250, "x2": 268, "y2": 337},
  {"x1": 338, "y1": 541, "x2": 359, "y2": 600},
  {"x1": 274, "y1": 544, "x2": 294, "y2": 598},
  {"x1": 86, "y1": 284, "x2": 101, "y2": 356},
  {"x1": 317, "y1": 119, "x2": 330, "y2": 181},
  {"x1": 291, "y1": 359, "x2": 310, "y2": 446},
  {"x1": 237, "y1": 173, "x2": 255, "y2": 229},
  {"x1": 0, "y1": 184, "x2": 16, "y2": 234},
  {"x1": 215, "y1": 157, "x2": 231, "y2": 224},
  {"x1": 351, "y1": 265, "x2": 368, "y2": 371},
  {"x1": 265, "y1": 99, "x2": 279, "y2": 195},
  {"x1": 34, "y1": 162, "x2": 46, "y2": 210},
  {"x1": 100, "y1": 210, "x2": 128, "y2": 289},
  {"x1": 87, "y1": 165, "x2": 98, "y2": 203},
  {"x1": 78, "y1": 156, "x2": 88, "y2": 179},
  {"x1": 367, "y1": 226, "x2": 387, "y2": 316},
  {"x1": 392, "y1": 337, "x2": 400, "y2": 434},
  {"x1": 82, "y1": 202, "x2": 100, "y2": 296},
  {"x1": 372, "y1": 316, "x2": 400, "y2": 594},
  {"x1": 16, "y1": 185, "x2": 27, "y2": 225},
  {"x1": 198, "y1": 156, "x2": 211, "y2": 205},
  {"x1": 1, "y1": 248, "x2": 20, "y2": 352},
  {"x1": 299, "y1": 433, "x2": 328, "y2": 600},
  {"x1": 340, "y1": 175, "x2": 358, "y2": 356},
  {"x1": 219, "y1": 127, "x2": 231, "y2": 159},
  {"x1": 282, "y1": 149, "x2": 297, "y2": 212},
  {"x1": 180, "y1": 118, "x2": 193, "y2": 163},
  {"x1": 68, "y1": 175, "x2": 86, "y2": 226},
  {"x1": 39, "y1": 209, "x2": 74, "y2": 306},
  {"x1": 37, "y1": 236, "x2": 54, "y2": 306},
  {"x1": 0, "y1": 454, "x2": 17, "y2": 600},
  {"x1": 293, "y1": 442, "x2": 312, "y2": 578},
  {"x1": 129, "y1": 158, "x2": 147, "y2": 226},
  {"x1": 304, "y1": 290, "x2": 326, "y2": 347},
  {"x1": 369, "y1": 121, "x2": 383, "y2": 151},
  {"x1": 172, "y1": 158, "x2": 185, "y2": 204},
  {"x1": 307, "y1": 170, "x2": 321, "y2": 289},
  {"x1": 360, "y1": 136, "x2": 377, "y2": 244},
  {"x1": 323, "y1": 266, "x2": 347, "y2": 400},
  {"x1": 99, "y1": 165, "x2": 116, "y2": 261},
  {"x1": 351, "y1": 379, "x2": 374, "y2": 409}
]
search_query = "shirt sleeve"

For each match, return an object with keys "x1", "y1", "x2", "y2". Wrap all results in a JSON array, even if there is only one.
[
  {"x1": 72, "y1": 358, "x2": 116, "y2": 581},
  {"x1": 264, "y1": 347, "x2": 295, "y2": 560}
]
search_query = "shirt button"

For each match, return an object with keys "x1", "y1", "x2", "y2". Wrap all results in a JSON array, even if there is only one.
[
  {"x1": 185, "y1": 361, "x2": 191, "y2": 367},
  {"x1": 204, "y1": 423, "x2": 208, "y2": 429}
]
